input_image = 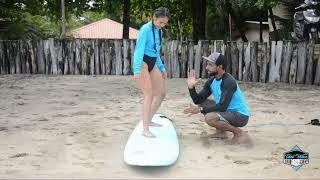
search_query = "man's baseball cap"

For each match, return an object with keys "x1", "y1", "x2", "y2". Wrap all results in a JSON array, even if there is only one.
[{"x1": 202, "y1": 52, "x2": 225, "y2": 66}]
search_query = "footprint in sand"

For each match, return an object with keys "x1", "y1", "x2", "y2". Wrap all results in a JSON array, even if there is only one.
[
  {"x1": 17, "y1": 101, "x2": 25, "y2": 105},
  {"x1": 32, "y1": 118, "x2": 49, "y2": 122},
  {"x1": 14, "y1": 95, "x2": 22, "y2": 100},
  {"x1": 52, "y1": 114, "x2": 69, "y2": 118},
  {"x1": 292, "y1": 131, "x2": 304, "y2": 135},
  {"x1": 71, "y1": 111, "x2": 93, "y2": 116},
  {"x1": 0, "y1": 127, "x2": 8, "y2": 131},
  {"x1": 10, "y1": 153, "x2": 29, "y2": 158},
  {"x1": 233, "y1": 160, "x2": 251, "y2": 165},
  {"x1": 62, "y1": 101, "x2": 77, "y2": 106},
  {"x1": 109, "y1": 116, "x2": 121, "y2": 120}
]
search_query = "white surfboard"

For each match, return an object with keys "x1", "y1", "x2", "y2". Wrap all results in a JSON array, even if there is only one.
[{"x1": 124, "y1": 114, "x2": 179, "y2": 166}]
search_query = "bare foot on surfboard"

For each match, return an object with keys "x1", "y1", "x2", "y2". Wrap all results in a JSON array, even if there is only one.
[{"x1": 142, "y1": 130, "x2": 156, "y2": 138}]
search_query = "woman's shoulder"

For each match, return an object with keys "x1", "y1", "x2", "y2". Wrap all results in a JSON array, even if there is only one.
[{"x1": 139, "y1": 21, "x2": 152, "y2": 32}]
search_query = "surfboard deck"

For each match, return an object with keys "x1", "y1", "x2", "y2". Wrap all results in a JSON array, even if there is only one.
[{"x1": 124, "y1": 114, "x2": 179, "y2": 166}]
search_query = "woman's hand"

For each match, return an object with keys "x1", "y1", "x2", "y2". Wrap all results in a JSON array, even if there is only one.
[
  {"x1": 133, "y1": 74, "x2": 141, "y2": 80},
  {"x1": 162, "y1": 71, "x2": 167, "y2": 79}
]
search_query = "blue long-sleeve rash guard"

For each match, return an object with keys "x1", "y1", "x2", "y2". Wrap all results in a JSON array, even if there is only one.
[{"x1": 133, "y1": 21, "x2": 166, "y2": 74}]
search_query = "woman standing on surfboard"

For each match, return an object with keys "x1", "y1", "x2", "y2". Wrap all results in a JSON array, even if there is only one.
[{"x1": 133, "y1": 7, "x2": 171, "y2": 138}]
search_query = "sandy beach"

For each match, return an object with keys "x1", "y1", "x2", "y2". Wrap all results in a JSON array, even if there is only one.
[{"x1": 0, "y1": 74, "x2": 319, "y2": 179}]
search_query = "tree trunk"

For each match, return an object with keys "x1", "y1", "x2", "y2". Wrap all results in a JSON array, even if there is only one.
[
  {"x1": 61, "y1": 0, "x2": 66, "y2": 39},
  {"x1": 122, "y1": 0, "x2": 130, "y2": 39},
  {"x1": 226, "y1": 1, "x2": 248, "y2": 42},
  {"x1": 268, "y1": 8, "x2": 279, "y2": 41},
  {"x1": 191, "y1": 0, "x2": 206, "y2": 44}
]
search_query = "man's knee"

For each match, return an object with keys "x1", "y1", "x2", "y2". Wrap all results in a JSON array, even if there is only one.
[{"x1": 204, "y1": 113, "x2": 220, "y2": 126}]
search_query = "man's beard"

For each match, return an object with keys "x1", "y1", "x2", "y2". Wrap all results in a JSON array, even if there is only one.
[{"x1": 209, "y1": 71, "x2": 218, "y2": 77}]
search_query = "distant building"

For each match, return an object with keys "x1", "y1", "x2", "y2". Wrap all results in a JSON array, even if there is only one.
[{"x1": 71, "y1": 18, "x2": 139, "y2": 39}]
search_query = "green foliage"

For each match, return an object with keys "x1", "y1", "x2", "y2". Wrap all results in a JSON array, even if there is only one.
[{"x1": 130, "y1": 0, "x2": 193, "y2": 40}]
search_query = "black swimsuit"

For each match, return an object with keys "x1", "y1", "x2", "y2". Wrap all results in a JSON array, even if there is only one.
[{"x1": 143, "y1": 54, "x2": 156, "y2": 72}]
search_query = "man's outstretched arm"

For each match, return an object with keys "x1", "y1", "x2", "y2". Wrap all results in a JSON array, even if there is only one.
[{"x1": 188, "y1": 78, "x2": 213, "y2": 105}]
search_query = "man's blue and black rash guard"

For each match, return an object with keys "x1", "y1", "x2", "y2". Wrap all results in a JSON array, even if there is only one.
[
  {"x1": 189, "y1": 73, "x2": 250, "y2": 116},
  {"x1": 133, "y1": 21, "x2": 166, "y2": 74}
]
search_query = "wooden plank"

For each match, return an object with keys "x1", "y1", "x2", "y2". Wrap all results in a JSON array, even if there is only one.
[
  {"x1": 114, "y1": 40, "x2": 123, "y2": 75},
  {"x1": 69, "y1": 41, "x2": 75, "y2": 75},
  {"x1": 238, "y1": 42, "x2": 243, "y2": 81},
  {"x1": 15, "y1": 41, "x2": 21, "y2": 74},
  {"x1": 19, "y1": 41, "x2": 26, "y2": 74},
  {"x1": 57, "y1": 40, "x2": 63, "y2": 74},
  {"x1": 94, "y1": 39, "x2": 100, "y2": 75},
  {"x1": 43, "y1": 40, "x2": 50, "y2": 74},
  {"x1": 280, "y1": 41, "x2": 293, "y2": 83},
  {"x1": 81, "y1": 40, "x2": 88, "y2": 75},
  {"x1": 305, "y1": 43, "x2": 315, "y2": 85},
  {"x1": 111, "y1": 40, "x2": 116, "y2": 75},
  {"x1": 215, "y1": 40, "x2": 225, "y2": 54},
  {"x1": 250, "y1": 41, "x2": 258, "y2": 82},
  {"x1": 99, "y1": 40, "x2": 105, "y2": 75},
  {"x1": 105, "y1": 40, "x2": 112, "y2": 75},
  {"x1": 269, "y1": 41, "x2": 284, "y2": 82},
  {"x1": 296, "y1": 41, "x2": 307, "y2": 84},
  {"x1": 164, "y1": 41, "x2": 172, "y2": 78},
  {"x1": 64, "y1": 41, "x2": 69, "y2": 75},
  {"x1": 188, "y1": 40, "x2": 194, "y2": 71},
  {"x1": 225, "y1": 42, "x2": 231, "y2": 74},
  {"x1": 75, "y1": 39, "x2": 81, "y2": 75},
  {"x1": 29, "y1": 40, "x2": 37, "y2": 74},
  {"x1": 123, "y1": 39, "x2": 130, "y2": 75},
  {"x1": 314, "y1": 53, "x2": 320, "y2": 85},
  {"x1": 243, "y1": 42, "x2": 251, "y2": 82},
  {"x1": 49, "y1": 38, "x2": 57, "y2": 75},
  {"x1": 36, "y1": 40, "x2": 45, "y2": 74},
  {"x1": 3, "y1": 41, "x2": 9, "y2": 74},
  {"x1": 201, "y1": 40, "x2": 209, "y2": 78},
  {"x1": 180, "y1": 41, "x2": 188, "y2": 78},
  {"x1": 289, "y1": 44, "x2": 298, "y2": 84},
  {"x1": 130, "y1": 40, "x2": 135, "y2": 75},
  {"x1": 194, "y1": 40, "x2": 202, "y2": 79},
  {"x1": 259, "y1": 42, "x2": 268, "y2": 83},
  {"x1": 0, "y1": 41, "x2": 3, "y2": 74},
  {"x1": 230, "y1": 41, "x2": 239, "y2": 80},
  {"x1": 171, "y1": 40, "x2": 180, "y2": 78},
  {"x1": 90, "y1": 40, "x2": 95, "y2": 75},
  {"x1": 8, "y1": 41, "x2": 15, "y2": 74}
]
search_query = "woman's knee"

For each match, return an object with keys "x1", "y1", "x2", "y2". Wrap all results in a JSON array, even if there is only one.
[{"x1": 159, "y1": 88, "x2": 166, "y2": 99}]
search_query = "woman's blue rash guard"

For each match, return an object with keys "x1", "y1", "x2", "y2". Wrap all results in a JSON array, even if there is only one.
[{"x1": 133, "y1": 21, "x2": 166, "y2": 74}]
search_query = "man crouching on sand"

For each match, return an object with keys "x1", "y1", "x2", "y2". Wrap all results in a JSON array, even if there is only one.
[{"x1": 183, "y1": 52, "x2": 250, "y2": 144}]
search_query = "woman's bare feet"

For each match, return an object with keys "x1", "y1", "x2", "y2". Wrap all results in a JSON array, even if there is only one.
[
  {"x1": 150, "y1": 121, "x2": 162, "y2": 127},
  {"x1": 142, "y1": 130, "x2": 156, "y2": 138},
  {"x1": 231, "y1": 129, "x2": 244, "y2": 144}
]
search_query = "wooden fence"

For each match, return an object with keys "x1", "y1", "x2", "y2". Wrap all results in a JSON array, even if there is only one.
[{"x1": 0, "y1": 38, "x2": 320, "y2": 86}]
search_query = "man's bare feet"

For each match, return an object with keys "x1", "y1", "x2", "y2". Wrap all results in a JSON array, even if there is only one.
[
  {"x1": 208, "y1": 132, "x2": 228, "y2": 139},
  {"x1": 150, "y1": 121, "x2": 162, "y2": 127},
  {"x1": 231, "y1": 129, "x2": 244, "y2": 144},
  {"x1": 142, "y1": 130, "x2": 156, "y2": 138}
]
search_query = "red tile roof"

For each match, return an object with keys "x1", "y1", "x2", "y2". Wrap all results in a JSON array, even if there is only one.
[{"x1": 71, "y1": 18, "x2": 138, "y2": 39}]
